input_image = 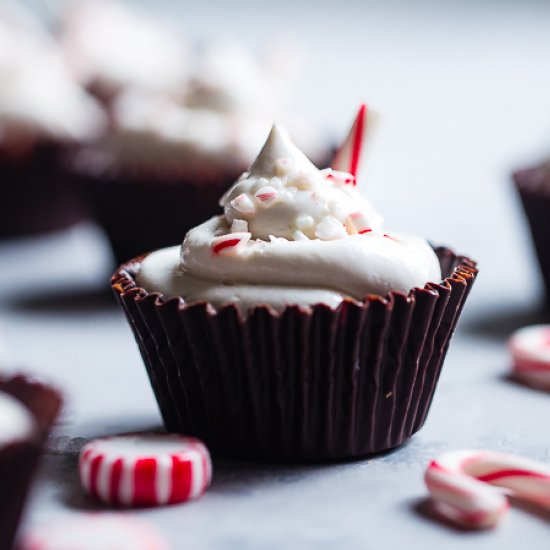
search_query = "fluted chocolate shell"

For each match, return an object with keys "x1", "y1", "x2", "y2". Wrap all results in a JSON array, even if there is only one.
[
  {"x1": 0, "y1": 376, "x2": 62, "y2": 550},
  {"x1": 112, "y1": 248, "x2": 477, "y2": 462},
  {"x1": 0, "y1": 144, "x2": 89, "y2": 238},
  {"x1": 514, "y1": 164, "x2": 550, "y2": 307}
]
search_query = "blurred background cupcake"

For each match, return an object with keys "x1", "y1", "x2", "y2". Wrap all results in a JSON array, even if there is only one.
[
  {"x1": 60, "y1": 1, "x2": 331, "y2": 264},
  {"x1": 60, "y1": 0, "x2": 189, "y2": 105},
  {"x1": 0, "y1": 3, "x2": 105, "y2": 239},
  {"x1": 513, "y1": 161, "x2": 550, "y2": 309},
  {"x1": 0, "y1": 375, "x2": 62, "y2": 550}
]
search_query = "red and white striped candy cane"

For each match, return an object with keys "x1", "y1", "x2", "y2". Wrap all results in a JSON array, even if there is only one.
[
  {"x1": 331, "y1": 103, "x2": 380, "y2": 179},
  {"x1": 425, "y1": 450, "x2": 550, "y2": 529}
]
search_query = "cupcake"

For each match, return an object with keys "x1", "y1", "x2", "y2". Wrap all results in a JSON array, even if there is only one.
[
  {"x1": 513, "y1": 163, "x2": 550, "y2": 307},
  {"x1": 73, "y1": 41, "x2": 330, "y2": 265},
  {"x1": 0, "y1": 375, "x2": 62, "y2": 549},
  {"x1": 112, "y1": 111, "x2": 477, "y2": 461},
  {"x1": 0, "y1": 24, "x2": 106, "y2": 238},
  {"x1": 60, "y1": 0, "x2": 188, "y2": 105}
]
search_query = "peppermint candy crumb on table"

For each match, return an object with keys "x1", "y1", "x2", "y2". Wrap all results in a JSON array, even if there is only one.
[{"x1": 20, "y1": 514, "x2": 168, "y2": 550}]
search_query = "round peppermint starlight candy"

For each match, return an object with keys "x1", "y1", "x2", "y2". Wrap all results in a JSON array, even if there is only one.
[
  {"x1": 20, "y1": 514, "x2": 168, "y2": 550},
  {"x1": 79, "y1": 434, "x2": 212, "y2": 507},
  {"x1": 509, "y1": 324, "x2": 550, "y2": 390}
]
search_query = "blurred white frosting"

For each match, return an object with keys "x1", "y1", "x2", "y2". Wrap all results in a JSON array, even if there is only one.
[
  {"x1": 0, "y1": 392, "x2": 36, "y2": 447},
  {"x1": 98, "y1": 43, "x2": 329, "y2": 176},
  {"x1": 0, "y1": 23, "x2": 105, "y2": 146},
  {"x1": 61, "y1": 0, "x2": 188, "y2": 96}
]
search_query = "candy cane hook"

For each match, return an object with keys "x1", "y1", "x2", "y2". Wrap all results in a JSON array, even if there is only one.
[{"x1": 425, "y1": 450, "x2": 550, "y2": 529}]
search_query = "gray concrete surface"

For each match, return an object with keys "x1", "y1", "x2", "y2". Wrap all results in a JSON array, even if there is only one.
[{"x1": 2, "y1": 1, "x2": 550, "y2": 547}]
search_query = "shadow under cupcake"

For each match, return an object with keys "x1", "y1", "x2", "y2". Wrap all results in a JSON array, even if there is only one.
[{"x1": 112, "y1": 117, "x2": 477, "y2": 462}]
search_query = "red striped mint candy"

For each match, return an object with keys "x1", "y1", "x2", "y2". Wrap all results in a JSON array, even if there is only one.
[
  {"x1": 509, "y1": 324, "x2": 550, "y2": 390},
  {"x1": 79, "y1": 434, "x2": 212, "y2": 507},
  {"x1": 21, "y1": 514, "x2": 167, "y2": 550}
]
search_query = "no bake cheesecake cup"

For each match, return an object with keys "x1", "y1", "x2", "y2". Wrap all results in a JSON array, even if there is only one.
[
  {"x1": 0, "y1": 27, "x2": 105, "y2": 238},
  {"x1": 113, "y1": 250, "x2": 476, "y2": 461},
  {"x1": 112, "y1": 123, "x2": 477, "y2": 461},
  {"x1": 0, "y1": 375, "x2": 62, "y2": 549},
  {"x1": 513, "y1": 163, "x2": 550, "y2": 307}
]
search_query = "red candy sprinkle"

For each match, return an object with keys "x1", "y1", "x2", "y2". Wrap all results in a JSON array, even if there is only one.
[{"x1": 211, "y1": 232, "x2": 251, "y2": 255}]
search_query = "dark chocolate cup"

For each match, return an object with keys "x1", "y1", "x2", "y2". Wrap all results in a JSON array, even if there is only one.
[
  {"x1": 111, "y1": 248, "x2": 477, "y2": 462},
  {"x1": 0, "y1": 375, "x2": 62, "y2": 550},
  {"x1": 0, "y1": 144, "x2": 89, "y2": 239},
  {"x1": 514, "y1": 164, "x2": 550, "y2": 307}
]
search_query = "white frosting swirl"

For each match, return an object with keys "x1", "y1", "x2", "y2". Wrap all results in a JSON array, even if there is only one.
[
  {"x1": 0, "y1": 29, "x2": 105, "y2": 146},
  {"x1": 220, "y1": 125, "x2": 383, "y2": 241},
  {"x1": 61, "y1": 0, "x2": 188, "y2": 96},
  {"x1": 137, "y1": 125, "x2": 441, "y2": 311},
  {"x1": 0, "y1": 392, "x2": 35, "y2": 448}
]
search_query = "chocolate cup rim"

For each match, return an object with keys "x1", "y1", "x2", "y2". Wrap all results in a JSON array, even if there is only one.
[
  {"x1": 0, "y1": 374, "x2": 63, "y2": 439},
  {"x1": 513, "y1": 162, "x2": 550, "y2": 194},
  {"x1": 111, "y1": 246, "x2": 478, "y2": 319}
]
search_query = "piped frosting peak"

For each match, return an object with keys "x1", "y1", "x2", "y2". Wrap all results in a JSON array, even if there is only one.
[
  {"x1": 248, "y1": 124, "x2": 317, "y2": 178},
  {"x1": 220, "y1": 124, "x2": 383, "y2": 242}
]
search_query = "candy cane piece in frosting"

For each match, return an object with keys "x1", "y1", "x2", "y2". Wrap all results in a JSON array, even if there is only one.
[
  {"x1": 331, "y1": 103, "x2": 380, "y2": 179},
  {"x1": 323, "y1": 169, "x2": 356, "y2": 186},
  {"x1": 230, "y1": 193, "x2": 255, "y2": 215},
  {"x1": 425, "y1": 450, "x2": 550, "y2": 529},
  {"x1": 349, "y1": 211, "x2": 371, "y2": 234},
  {"x1": 20, "y1": 514, "x2": 169, "y2": 550},
  {"x1": 509, "y1": 324, "x2": 550, "y2": 390},
  {"x1": 255, "y1": 185, "x2": 278, "y2": 204},
  {"x1": 211, "y1": 232, "x2": 251, "y2": 255},
  {"x1": 231, "y1": 219, "x2": 248, "y2": 233}
]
